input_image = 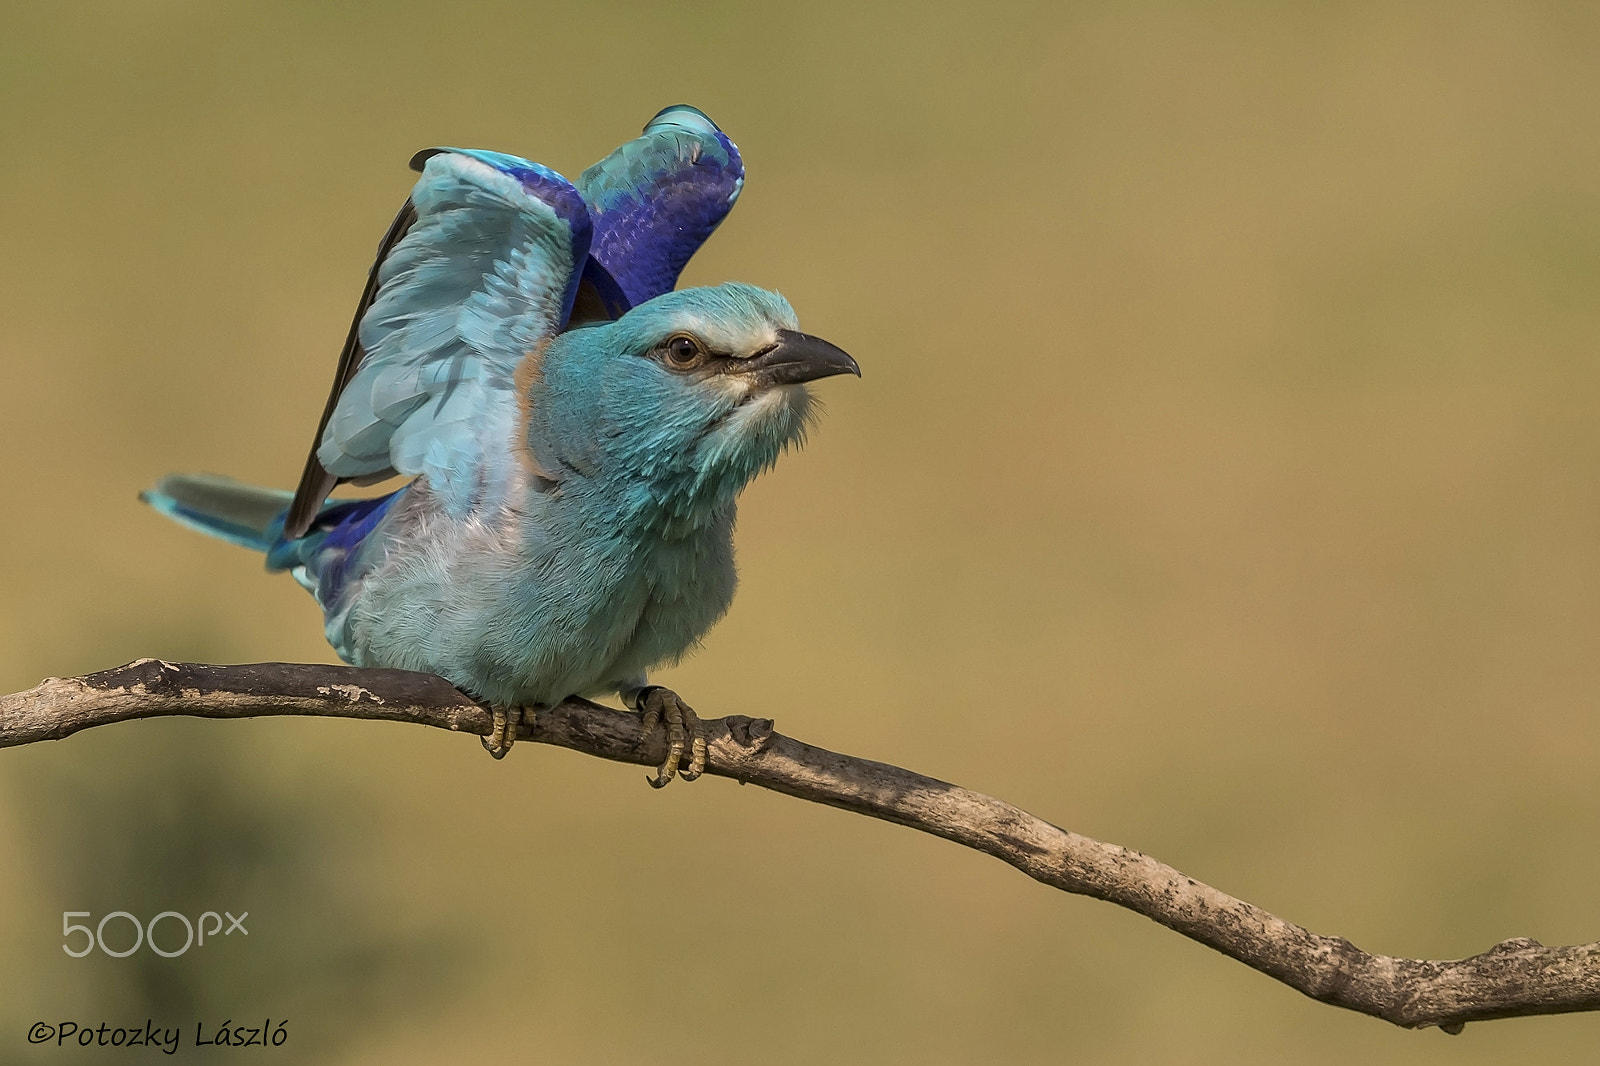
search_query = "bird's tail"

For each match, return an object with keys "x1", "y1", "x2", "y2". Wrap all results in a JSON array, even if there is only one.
[{"x1": 140, "y1": 473, "x2": 291, "y2": 553}]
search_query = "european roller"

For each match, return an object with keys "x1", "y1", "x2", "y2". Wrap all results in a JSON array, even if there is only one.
[{"x1": 142, "y1": 106, "x2": 859, "y2": 784}]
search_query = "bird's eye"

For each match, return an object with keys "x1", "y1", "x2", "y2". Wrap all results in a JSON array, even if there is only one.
[{"x1": 662, "y1": 334, "x2": 706, "y2": 370}]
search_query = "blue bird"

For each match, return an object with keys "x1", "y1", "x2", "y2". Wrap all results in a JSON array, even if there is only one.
[
  {"x1": 282, "y1": 104, "x2": 746, "y2": 542},
  {"x1": 143, "y1": 110, "x2": 858, "y2": 784}
]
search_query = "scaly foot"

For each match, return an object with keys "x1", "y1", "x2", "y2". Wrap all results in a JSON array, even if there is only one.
[
  {"x1": 481, "y1": 706, "x2": 533, "y2": 760},
  {"x1": 635, "y1": 686, "x2": 706, "y2": 787}
]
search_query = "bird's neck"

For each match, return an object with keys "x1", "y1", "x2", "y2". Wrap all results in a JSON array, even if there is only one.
[
  {"x1": 537, "y1": 421, "x2": 782, "y2": 542},
  {"x1": 572, "y1": 461, "x2": 747, "y2": 542}
]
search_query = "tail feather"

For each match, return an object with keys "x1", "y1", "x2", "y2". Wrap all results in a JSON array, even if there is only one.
[{"x1": 140, "y1": 474, "x2": 291, "y2": 553}]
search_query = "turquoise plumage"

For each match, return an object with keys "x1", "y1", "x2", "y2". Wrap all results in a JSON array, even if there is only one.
[{"x1": 142, "y1": 108, "x2": 857, "y2": 781}]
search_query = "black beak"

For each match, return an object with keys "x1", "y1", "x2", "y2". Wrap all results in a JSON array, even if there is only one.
[{"x1": 735, "y1": 329, "x2": 861, "y2": 387}]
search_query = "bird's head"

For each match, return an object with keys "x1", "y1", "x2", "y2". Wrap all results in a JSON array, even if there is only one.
[{"x1": 531, "y1": 283, "x2": 859, "y2": 533}]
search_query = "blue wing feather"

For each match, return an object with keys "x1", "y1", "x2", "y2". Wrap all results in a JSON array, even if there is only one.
[
  {"x1": 317, "y1": 149, "x2": 591, "y2": 512},
  {"x1": 576, "y1": 105, "x2": 744, "y2": 308},
  {"x1": 267, "y1": 489, "x2": 404, "y2": 616}
]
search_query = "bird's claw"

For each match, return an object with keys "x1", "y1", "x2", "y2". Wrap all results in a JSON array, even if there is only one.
[
  {"x1": 481, "y1": 706, "x2": 532, "y2": 760},
  {"x1": 636, "y1": 686, "x2": 706, "y2": 787}
]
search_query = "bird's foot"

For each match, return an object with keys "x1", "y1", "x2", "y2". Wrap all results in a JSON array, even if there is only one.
[
  {"x1": 635, "y1": 686, "x2": 706, "y2": 788},
  {"x1": 481, "y1": 706, "x2": 533, "y2": 760}
]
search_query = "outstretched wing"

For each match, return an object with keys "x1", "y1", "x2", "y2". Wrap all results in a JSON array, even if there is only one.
[
  {"x1": 285, "y1": 149, "x2": 590, "y2": 536},
  {"x1": 286, "y1": 200, "x2": 417, "y2": 538},
  {"x1": 572, "y1": 104, "x2": 744, "y2": 318}
]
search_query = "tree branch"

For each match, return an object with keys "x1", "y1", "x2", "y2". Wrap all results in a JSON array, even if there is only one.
[{"x1": 3, "y1": 659, "x2": 1595, "y2": 1032}]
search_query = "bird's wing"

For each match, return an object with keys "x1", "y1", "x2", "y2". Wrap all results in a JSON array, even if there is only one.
[
  {"x1": 286, "y1": 200, "x2": 417, "y2": 538},
  {"x1": 284, "y1": 149, "x2": 590, "y2": 536},
  {"x1": 571, "y1": 104, "x2": 744, "y2": 318}
]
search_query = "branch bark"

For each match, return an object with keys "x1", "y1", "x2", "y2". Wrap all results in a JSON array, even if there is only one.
[{"x1": 3, "y1": 658, "x2": 1595, "y2": 1033}]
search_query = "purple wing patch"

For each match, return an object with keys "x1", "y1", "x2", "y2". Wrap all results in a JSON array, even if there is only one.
[{"x1": 576, "y1": 105, "x2": 745, "y2": 309}]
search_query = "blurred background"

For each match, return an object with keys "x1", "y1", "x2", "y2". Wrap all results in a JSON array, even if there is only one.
[{"x1": 2, "y1": 1, "x2": 1599, "y2": 1062}]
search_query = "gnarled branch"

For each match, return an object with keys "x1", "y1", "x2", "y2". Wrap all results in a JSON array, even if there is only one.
[{"x1": 3, "y1": 658, "x2": 1595, "y2": 1032}]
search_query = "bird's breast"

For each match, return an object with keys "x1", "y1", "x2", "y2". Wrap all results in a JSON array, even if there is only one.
[{"x1": 342, "y1": 489, "x2": 737, "y2": 706}]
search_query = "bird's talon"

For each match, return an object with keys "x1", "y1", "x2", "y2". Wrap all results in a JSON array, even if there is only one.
[
  {"x1": 635, "y1": 686, "x2": 705, "y2": 787},
  {"x1": 679, "y1": 732, "x2": 707, "y2": 781},
  {"x1": 480, "y1": 706, "x2": 531, "y2": 760}
]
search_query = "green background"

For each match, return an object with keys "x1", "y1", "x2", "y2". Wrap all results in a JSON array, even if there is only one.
[{"x1": 3, "y1": 1, "x2": 1600, "y2": 1062}]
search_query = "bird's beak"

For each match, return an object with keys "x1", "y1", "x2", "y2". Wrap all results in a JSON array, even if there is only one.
[{"x1": 734, "y1": 330, "x2": 861, "y2": 387}]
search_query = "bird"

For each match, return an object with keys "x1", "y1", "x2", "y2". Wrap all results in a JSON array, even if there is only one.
[
  {"x1": 142, "y1": 108, "x2": 859, "y2": 786},
  {"x1": 283, "y1": 103, "x2": 748, "y2": 545}
]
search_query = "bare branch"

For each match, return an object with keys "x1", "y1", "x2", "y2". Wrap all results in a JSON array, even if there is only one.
[{"x1": 3, "y1": 658, "x2": 1596, "y2": 1032}]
